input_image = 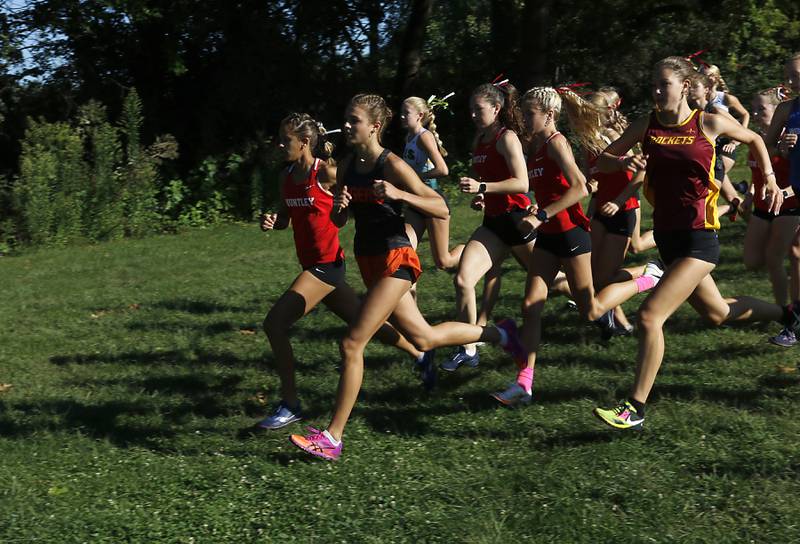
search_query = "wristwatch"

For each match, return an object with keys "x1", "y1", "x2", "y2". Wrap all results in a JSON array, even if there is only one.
[
  {"x1": 478, "y1": 183, "x2": 487, "y2": 194},
  {"x1": 535, "y1": 208, "x2": 549, "y2": 223}
]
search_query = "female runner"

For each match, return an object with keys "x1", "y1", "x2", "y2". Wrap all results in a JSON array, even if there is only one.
[
  {"x1": 400, "y1": 95, "x2": 464, "y2": 271},
  {"x1": 699, "y1": 64, "x2": 750, "y2": 190},
  {"x1": 257, "y1": 113, "x2": 422, "y2": 430},
  {"x1": 491, "y1": 87, "x2": 664, "y2": 406},
  {"x1": 593, "y1": 57, "x2": 792, "y2": 430},
  {"x1": 764, "y1": 52, "x2": 800, "y2": 348},
  {"x1": 289, "y1": 95, "x2": 525, "y2": 460},
  {"x1": 444, "y1": 81, "x2": 536, "y2": 371},
  {"x1": 741, "y1": 87, "x2": 798, "y2": 345},
  {"x1": 596, "y1": 87, "x2": 656, "y2": 254}
]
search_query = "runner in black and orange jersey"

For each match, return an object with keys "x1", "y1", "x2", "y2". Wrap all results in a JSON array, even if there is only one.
[
  {"x1": 289, "y1": 95, "x2": 526, "y2": 460},
  {"x1": 593, "y1": 57, "x2": 796, "y2": 430},
  {"x1": 257, "y1": 113, "x2": 421, "y2": 431},
  {"x1": 444, "y1": 81, "x2": 537, "y2": 372},
  {"x1": 490, "y1": 87, "x2": 664, "y2": 406},
  {"x1": 741, "y1": 87, "x2": 799, "y2": 348}
]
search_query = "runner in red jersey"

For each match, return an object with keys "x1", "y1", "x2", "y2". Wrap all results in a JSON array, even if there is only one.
[
  {"x1": 256, "y1": 113, "x2": 421, "y2": 431},
  {"x1": 586, "y1": 90, "x2": 656, "y2": 333},
  {"x1": 593, "y1": 57, "x2": 793, "y2": 431},
  {"x1": 289, "y1": 95, "x2": 527, "y2": 461},
  {"x1": 597, "y1": 87, "x2": 657, "y2": 255},
  {"x1": 443, "y1": 81, "x2": 536, "y2": 372},
  {"x1": 742, "y1": 88, "x2": 799, "y2": 331},
  {"x1": 491, "y1": 87, "x2": 663, "y2": 406},
  {"x1": 763, "y1": 52, "x2": 800, "y2": 348}
]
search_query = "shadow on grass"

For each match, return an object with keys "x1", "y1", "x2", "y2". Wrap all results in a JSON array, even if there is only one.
[
  {"x1": 50, "y1": 348, "x2": 265, "y2": 368},
  {"x1": 0, "y1": 398, "x2": 178, "y2": 448},
  {"x1": 151, "y1": 298, "x2": 260, "y2": 315}
]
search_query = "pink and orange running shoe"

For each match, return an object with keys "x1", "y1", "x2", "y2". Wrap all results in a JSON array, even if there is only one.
[{"x1": 290, "y1": 427, "x2": 342, "y2": 461}]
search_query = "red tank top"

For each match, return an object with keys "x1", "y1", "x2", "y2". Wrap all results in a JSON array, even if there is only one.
[
  {"x1": 588, "y1": 152, "x2": 639, "y2": 211},
  {"x1": 747, "y1": 151, "x2": 796, "y2": 212},
  {"x1": 527, "y1": 132, "x2": 591, "y2": 234},
  {"x1": 283, "y1": 159, "x2": 343, "y2": 268},
  {"x1": 642, "y1": 109, "x2": 718, "y2": 231},
  {"x1": 471, "y1": 128, "x2": 531, "y2": 217}
]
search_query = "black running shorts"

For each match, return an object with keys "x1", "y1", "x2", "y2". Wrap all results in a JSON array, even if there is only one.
[
  {"x1": 534, "y1": 226, "x2": 592, "y2": 258},
  {"x1": 654, "y1": 229, "x2": 720, "y2": 266}
]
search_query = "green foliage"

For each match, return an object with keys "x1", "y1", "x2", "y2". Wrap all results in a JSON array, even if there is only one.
[
  {"x1": 15, "y1": 119, "x2": 88, "y2": 246},
  {"x1": 11, "y1": 89, "x2": 182, "y2": 247},
  {"x1": 79, "y1": 100, "x2": 124, "y2": 241}
]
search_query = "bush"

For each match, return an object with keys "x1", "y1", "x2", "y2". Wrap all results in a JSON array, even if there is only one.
[{"x1": 11, "y1": 88, "x2": 179, "y2": 247}]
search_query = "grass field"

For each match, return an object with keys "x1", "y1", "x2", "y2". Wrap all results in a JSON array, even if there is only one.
[{"x1": 3, "y1": 183, "x2": 800, "y2": 542}]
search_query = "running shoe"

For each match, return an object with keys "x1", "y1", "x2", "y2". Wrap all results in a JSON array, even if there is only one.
[
  {"x1": 496, "y1": 318, "x2": 528, "y2": 368},
  {"x1": 289, "y1": 427, "x2": 342, "y2": 461},
  {"x1": 769, "y1": 327, "x2": 797, "y2": 347},
  {"x1": 256, "y1": 400, "x2": 302, "y2": 430},
  {"x1": 594, "y1": 309, "x2": 617, "y2": 341},
  {"x1": 783, "y1": 301, "x2": 800, "y2": 335},
  {"x1": 418, "y1": 350, "x2": 438, "y2": 390},
  {"x1": 643, "y1": 259, "x2": 665, "y2": 285},
  {"x1": 565, "y1": 299, "x2": 578, "y2": 311},
  {"x1": 440, "y1": 346, "x2": 479, "y2": 372},
  {"x1": 491, "y1": 382, "x2": 533, "y2": 406},
  {"x1": 593, "y1": 400, "x2": 644, "y2": 430}
]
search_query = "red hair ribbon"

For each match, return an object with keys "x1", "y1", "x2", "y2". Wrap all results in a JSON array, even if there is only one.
[
  {"x1": 685, "y1": 49, "x2": 710, "y2": 68},
  {"x1": 555, "y1": 82, "x2": 592, "y2": 96},
  {"x1": 491, "y1": 73, "x2": 509, "y2": 88}
]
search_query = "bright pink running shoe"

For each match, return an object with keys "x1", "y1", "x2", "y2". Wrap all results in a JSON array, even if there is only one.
[
  {"x1": 495, "y1": 318, "x2": 528, "y2": 369},
  {"x1": 290, "y1": 427, "x2": 342, "y2": 461}
]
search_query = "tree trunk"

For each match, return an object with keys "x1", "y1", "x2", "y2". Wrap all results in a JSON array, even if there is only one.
[
  {"x1": 490, "y1": 0, "x2": 517, "y2": 79},
  {"x1": 518, "y1": 0, "x2": 551, "y2": 88},
  {"x1": 394, "y1": 0, "x2": 434, "y2": 99}
]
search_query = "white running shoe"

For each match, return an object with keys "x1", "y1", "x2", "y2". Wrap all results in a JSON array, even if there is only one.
[
  {"x1": 643, "y1": 259, "x2": 664, "y2": 286},
  {"x1": 491, "y1": 382, "x2": 532, "y2": 406}
]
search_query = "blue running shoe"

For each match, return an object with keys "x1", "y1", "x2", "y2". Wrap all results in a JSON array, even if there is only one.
[
  {"x1": 769, "y1": 327, "x2": 797, "y2": 347},
  {"x1": 256, "y1": 400, "x2": 302, "y2": 430},
  {"x1": 594, "y1": 309, "x2": 617, "y2": 341},
  {"x1": 440, "y1": 346, "x2": 479, "y2": 372},
  {"x1": 418, "y1": 350, "x2": 437, "y2": 390}
]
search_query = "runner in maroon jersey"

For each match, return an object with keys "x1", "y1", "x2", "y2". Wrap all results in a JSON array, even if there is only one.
[
  {"x1": 491, "y1": 87, "x2": 664, "y2": 406},
  {"x1": 593, "y1": 56, "x2": 793, "y2": 431},
  {"x1": 289, "y1": 95, "x2": 527, "y2": 461},
  {"x1": 256, "y1": 113, "x2": 421, "y2": 431}
]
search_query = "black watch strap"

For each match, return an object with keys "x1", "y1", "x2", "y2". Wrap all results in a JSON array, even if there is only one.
[{"x1": 478, "y1": 183, "x2": 487, "y2": 194}]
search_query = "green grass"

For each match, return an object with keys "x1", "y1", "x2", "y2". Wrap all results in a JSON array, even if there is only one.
[{"x1": 3, "y1": 180, "x2": 800, "y2": 542}]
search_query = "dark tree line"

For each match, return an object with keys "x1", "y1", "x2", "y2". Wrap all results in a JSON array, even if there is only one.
[{"x1": 0, "y1": 0, "x2": 798, "y2": 244}]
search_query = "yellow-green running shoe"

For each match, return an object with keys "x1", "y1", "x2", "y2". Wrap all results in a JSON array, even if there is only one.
[{"x1": 593, "y1": 400, "x2": 644, "y2": 430}]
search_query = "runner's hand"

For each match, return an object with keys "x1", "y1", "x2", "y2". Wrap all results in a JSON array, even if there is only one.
[
  {"x1": 260, "y1": 213, "x2": 278, "y2": 231},
  {"x1": 334, "y1": 185, "x2": 352, "y2": 212}
]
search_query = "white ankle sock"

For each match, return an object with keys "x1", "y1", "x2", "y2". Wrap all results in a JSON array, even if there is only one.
[
  {"x1": 464, "y1": 345, "x2": 477, "y2": 356},
  {"x1": 322, "y1": 430, "x2": 341, "y2": 446},
  {"x1": 416, "y1": 353, "x2": 426, "y2": 363}
]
